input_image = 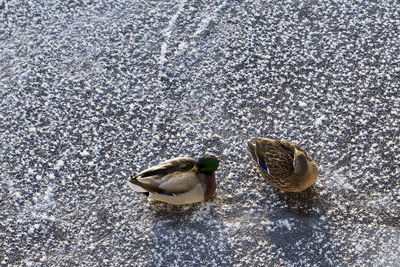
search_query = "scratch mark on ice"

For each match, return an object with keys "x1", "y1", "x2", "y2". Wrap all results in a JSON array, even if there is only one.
[{"x1": 159, "y1": 0, "x2": 187, "y2": 70}]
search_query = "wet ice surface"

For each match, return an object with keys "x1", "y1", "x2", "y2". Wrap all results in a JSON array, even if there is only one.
[{"x1": 1, "y1": 0, "x2": 400, "y2": 266}]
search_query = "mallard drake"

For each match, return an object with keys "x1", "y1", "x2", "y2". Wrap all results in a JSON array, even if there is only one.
[
  {"x1": 128, "y1": 155, "x2": 219, "y2": 205},
  {"x1": 247, "y1": 137, "x2": 318, "y2": 192}
]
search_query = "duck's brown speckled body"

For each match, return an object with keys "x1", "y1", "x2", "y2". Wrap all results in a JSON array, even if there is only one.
[{"x1": 247, "y1": 137, "x2": 318, "y2": 192}]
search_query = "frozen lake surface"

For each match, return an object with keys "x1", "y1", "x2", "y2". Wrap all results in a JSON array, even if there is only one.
[{"x1": 1, "y1": 0, "x2": 399, "y2": 266}]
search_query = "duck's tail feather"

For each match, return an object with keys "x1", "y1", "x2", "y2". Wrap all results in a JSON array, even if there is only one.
[{"x1": 127, "y1": 177, "x2": 149, "y2": 193}]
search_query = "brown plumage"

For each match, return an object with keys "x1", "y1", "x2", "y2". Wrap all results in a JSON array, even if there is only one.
[{"x1": 247, "y1": 137, "x2": 318, "y2": 192}]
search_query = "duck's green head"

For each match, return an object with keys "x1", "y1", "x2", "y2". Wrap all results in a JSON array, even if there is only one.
[{"x1": 197, "y1": 155, "x2": 219, "y2": 173}]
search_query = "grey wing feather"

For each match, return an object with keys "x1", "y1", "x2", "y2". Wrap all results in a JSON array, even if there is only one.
[{"x1": 135, "y1": 157, "x2": 197, "y2": 179}]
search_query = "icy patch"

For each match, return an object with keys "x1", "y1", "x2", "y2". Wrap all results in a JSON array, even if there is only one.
[
  {"x1": 315, "y1": 114, "x2": 327, "y2": 127},
  {"x1": 335, "y1": 175, "x2": 355, "y2": 191},
  {"x1": 161, "y1": 1, "x2": 186, "y2": 38},
  {"x1": 298, "y1": 101, "x2": 307, "y2": 108},
  {"x1": 54, "y1": 159, "x2": 64, "y2": 170},
  {"x1": 176, "y1": 41, "x2": 189, "y2": 56},
  {"x1": 159, "y1": 43, "x2": 168, "y2": 67},
  {"x1": 268, "y1": 219, "x2": 293, "y2": 231},
  {"x1": 277, "y1": 219, "x2": 292, "y2": 230},
  {"x1": 80, "y1": 150, "x2": 90, "y2": 156},
  {"x1": 323, "y1": 167, "x2": 355, "y2": 191},
  {"x1": 194, "y1": 16, "x2": 214, "y2": 36},
  {"x1": 22, "y1": 184, "x2": 56, "y2": 221},
  {"x1": 194, "y1": 0, "x2": 226, "y2": 37},
  {"x1": 224, "y1": 221, "x2": 242, "y2": 232}
]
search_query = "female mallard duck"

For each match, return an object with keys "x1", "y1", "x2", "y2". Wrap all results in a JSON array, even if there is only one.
[
  {"x1": 128, "y1": 155, "x2": 219, "y2": 205},
  {"x1": 247, "y1": 137, "x2": 318, "y2": 192}
]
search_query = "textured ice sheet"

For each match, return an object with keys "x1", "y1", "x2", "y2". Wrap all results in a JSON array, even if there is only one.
[{"x1": 1, "y1": 0, "x2": 399, "y2": 266}]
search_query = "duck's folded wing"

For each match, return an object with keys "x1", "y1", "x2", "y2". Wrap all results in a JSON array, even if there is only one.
[
  {"x1": 262, "y1": 154, "x2": 293, "y2": 178},
  {"x1": 135, "y1": 157, "x2": 197, "y2": 178},
  {"x1": 256, "y1": 139, "x2": 294, "y2": 177}
]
